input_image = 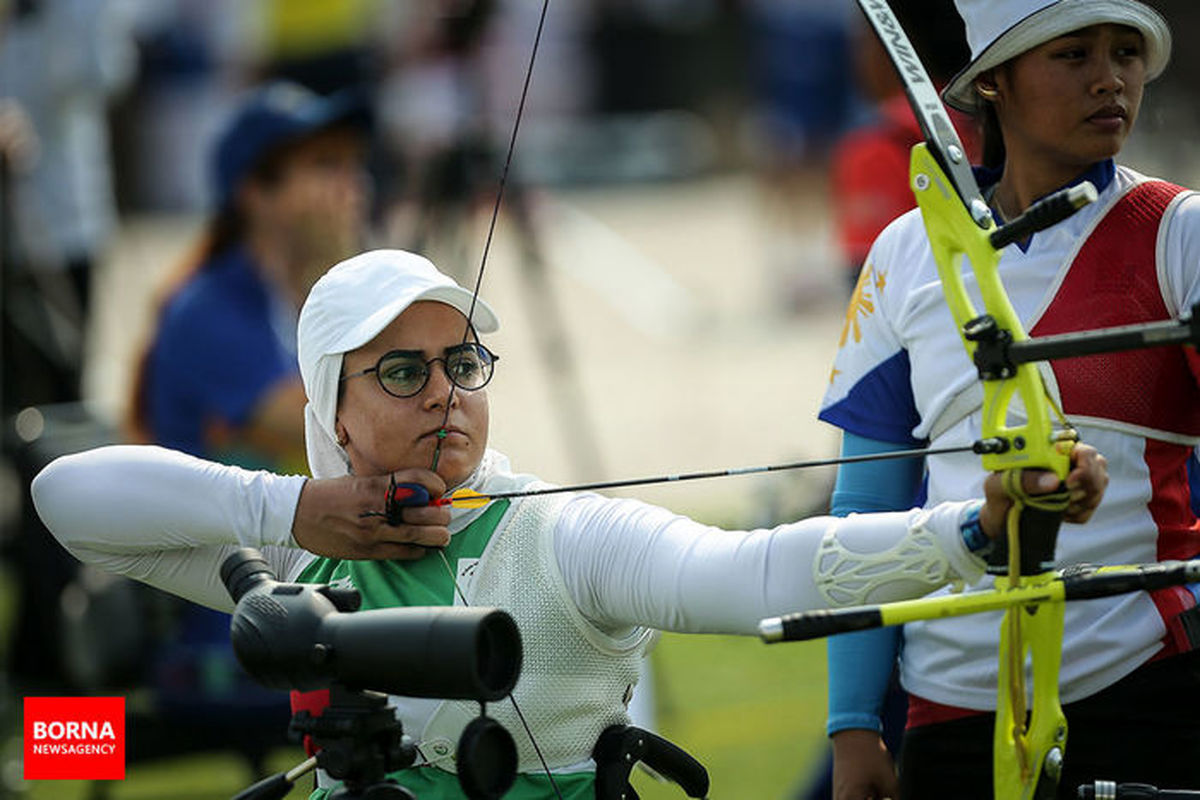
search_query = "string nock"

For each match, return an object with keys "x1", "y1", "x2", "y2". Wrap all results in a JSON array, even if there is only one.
[{"x1": 974, "y1": 438, "x2": 1010, "y2": 455}]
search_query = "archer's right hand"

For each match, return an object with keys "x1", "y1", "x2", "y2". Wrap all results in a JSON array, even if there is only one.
[{"x1": 292, "y1": 468, "x2": 450, "y2": 560}]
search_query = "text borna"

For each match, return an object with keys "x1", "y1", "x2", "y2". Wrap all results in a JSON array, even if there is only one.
[{"x1": 31, "y1": 721, "x2": 117, "y2": 740}]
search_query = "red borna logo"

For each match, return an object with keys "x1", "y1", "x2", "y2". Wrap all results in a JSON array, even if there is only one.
[{"x1": 24, "y1": 697, "x2": 125, "y2": 780}]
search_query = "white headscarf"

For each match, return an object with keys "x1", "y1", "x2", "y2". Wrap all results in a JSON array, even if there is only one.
[{"x1": 296, "y1": 249, "x2": 500, "y2": 479}]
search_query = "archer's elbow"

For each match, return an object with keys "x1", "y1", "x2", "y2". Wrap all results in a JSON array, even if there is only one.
[{"x1": 31, "y1": 451, "x2": 96, "y2": 555}]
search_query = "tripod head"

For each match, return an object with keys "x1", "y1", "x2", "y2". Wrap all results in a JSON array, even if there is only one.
[{"x1": 295, "y1": 684, "x2": 418, "y2": 800}]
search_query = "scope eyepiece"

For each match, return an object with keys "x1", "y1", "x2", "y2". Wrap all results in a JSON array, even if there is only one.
[{"x1": 220, "y1": 548, "x2": 276, "y2": 603}]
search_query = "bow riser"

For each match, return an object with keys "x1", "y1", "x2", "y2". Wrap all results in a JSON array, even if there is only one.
[
  {"x1": 911, "y1": 142, "x2": 1070, "y2": 799},
  {"x1": 910, "y1": 144, "x2": 1071, "y2": 482}
]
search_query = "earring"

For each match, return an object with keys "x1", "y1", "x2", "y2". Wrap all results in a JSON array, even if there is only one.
[
  {"x1": 976, "y1": 83, "x2": 999, "y2": 100},
  {"x1": 336, "y1": 432, "x2": 348, "y2": 447}
]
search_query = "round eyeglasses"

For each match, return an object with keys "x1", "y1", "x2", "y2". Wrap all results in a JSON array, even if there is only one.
[{"x1": 340, "y1": 342, "x2": 498, "y2": 399}]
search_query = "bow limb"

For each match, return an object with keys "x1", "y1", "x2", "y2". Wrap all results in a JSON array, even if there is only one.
[{"x1": 910, "y1": 142, "x2": 1072, "y2": 799}]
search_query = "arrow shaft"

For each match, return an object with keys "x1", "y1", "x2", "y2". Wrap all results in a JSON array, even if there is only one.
[{"x1": 471, "y1": 443, "x2": 976, "y2": 503}]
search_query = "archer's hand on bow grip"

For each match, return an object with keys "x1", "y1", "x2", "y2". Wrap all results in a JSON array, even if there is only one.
[{"x1": 986, "y1": 466, "x2": 1072, "y2": 576}]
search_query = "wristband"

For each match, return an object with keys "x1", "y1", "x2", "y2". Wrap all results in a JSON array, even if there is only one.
[{"x1": 960, "y1": 501, "x2": 992, "y2": 557}]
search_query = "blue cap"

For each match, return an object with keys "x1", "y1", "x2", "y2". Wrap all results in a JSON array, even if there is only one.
[{"x1": 211, "y1": 81, "x2": 371, "y2": 210}]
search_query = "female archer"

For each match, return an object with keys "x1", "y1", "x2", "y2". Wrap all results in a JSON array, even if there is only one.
[
  {"x1": 820, "y1": 1, "x2": 1200, "y2": 798},
  {"x1": 32, "y1": 249, "x2": 1105, "y2": 799}
]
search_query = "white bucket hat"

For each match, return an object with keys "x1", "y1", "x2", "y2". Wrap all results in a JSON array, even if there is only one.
[
  {"x1": 943, "y1": 0, "x2": 1172, "y2": 112},
  {"x1": 297, "y1": 249, "x2": 500, "y2": 478}
]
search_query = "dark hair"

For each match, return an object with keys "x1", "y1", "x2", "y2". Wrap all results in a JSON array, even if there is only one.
[
  {"x1": 894, "y1": 0, "x2": 971, "y2": 82},
  {"x1": 979, "y1": 101, "x2": 1006, "y2": 170}
]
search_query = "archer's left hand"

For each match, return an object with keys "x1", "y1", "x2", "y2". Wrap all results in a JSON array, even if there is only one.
[{"x1": 979, "y1": 443, "x2": 1108, "y2": 539}]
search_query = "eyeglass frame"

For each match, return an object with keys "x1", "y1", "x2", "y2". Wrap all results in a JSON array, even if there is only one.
[{"x1": 339, "y1": 341, "x2": 499, "y2": 399}]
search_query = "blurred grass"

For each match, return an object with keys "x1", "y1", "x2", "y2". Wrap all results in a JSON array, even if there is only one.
[
  {"x1": 632, "y1": 633, "x2": 828, "y2": 800},
  {"x1": 11, "y1": 631, "x2": 827, "y2": 800}
]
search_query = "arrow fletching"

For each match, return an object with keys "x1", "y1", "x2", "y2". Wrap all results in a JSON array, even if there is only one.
[{"x1": 446, "y1": 488, "x2": 493, "y2": 509}]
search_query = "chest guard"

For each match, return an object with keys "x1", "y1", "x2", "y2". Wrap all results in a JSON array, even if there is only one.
[
  {"x1": 1031, "y1": 179, "x2": 1200, "y2": 443},
  {"x1": 422, "y1": 491, "x2": 656, "y2": 773}
]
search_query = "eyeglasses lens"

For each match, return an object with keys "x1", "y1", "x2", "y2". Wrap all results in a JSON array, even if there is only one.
[{"x1": 376, "y1": 345, "x2": 494, "y2": 398}]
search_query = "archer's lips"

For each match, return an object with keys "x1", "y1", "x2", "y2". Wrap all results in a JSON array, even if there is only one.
[
  {"x1": 421, "y1": 426, "x2": 467, "y2": 441},
  {"x1": 1087, "y1": 105, "x2": 1127, "y2": 129}
]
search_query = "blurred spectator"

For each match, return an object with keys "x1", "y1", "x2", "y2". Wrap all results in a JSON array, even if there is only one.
[
  {"x1": 743, "y1": 0, "x2": 859, "y2": 312},
  {"x1": 0, "y1": 0, "x2": 136, "y2": 408},
  {"x1": 0, "y1": 0, "x2": 135, "y2": 709},
  {"x1": 118, "y1": 82, "x2": 371, "y2": 767},
  {"x1": 745, "y1": 0, "x2": 858, "y2": 167},
  {"x1": 129, "y1": 81, "x2": 371, "y2": 473},
  {"x1": 374, "y1": 0, "x2": 502, "y2": 275},
  {"x1": 830, "y1": 1, "x2": 979, "y2": 290},
  {"x1": 374, "y1": 1, "x2": 596, "y2": 268},
  {"x1": 118, "y1": 0, "x2": 247, "y2": 211}
]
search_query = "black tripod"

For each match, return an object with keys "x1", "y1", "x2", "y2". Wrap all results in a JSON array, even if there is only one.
[
  {"x1": 230, "y1": 685, "x2": 417, "y2": 800},
  {"x1": 232, "y1": 684, "x2": 515, "y2": 800}
]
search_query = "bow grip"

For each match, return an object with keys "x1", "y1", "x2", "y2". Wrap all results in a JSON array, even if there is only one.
[{"x1": 986, "y1": 469, "x2": 1071, "y2": 576}]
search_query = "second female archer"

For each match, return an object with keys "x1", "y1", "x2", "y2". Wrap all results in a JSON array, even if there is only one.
[
  {"x1": 821, "y1": 1, "x2": 1200, "y2": 798},
  {"x1": 31, "y1": 249, "x2": 1106, "y2": 799}
]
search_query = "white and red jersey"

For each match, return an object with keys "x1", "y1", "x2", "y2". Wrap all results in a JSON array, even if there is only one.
[{"x1": 820, "y1": 161, "x2": 1200, "y2": 711}]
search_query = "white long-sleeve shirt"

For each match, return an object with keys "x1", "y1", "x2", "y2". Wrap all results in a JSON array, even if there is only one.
[{"x1": 31, "y1": 445, "x2": 986, "y2": 634}]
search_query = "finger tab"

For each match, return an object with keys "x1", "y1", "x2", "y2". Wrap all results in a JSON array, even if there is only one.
[{"x1": 390, "y1": 483, "x2": 431, "y2": 506}]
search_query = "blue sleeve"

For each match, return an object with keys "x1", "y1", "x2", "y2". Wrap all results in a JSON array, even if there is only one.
[
  {"x1": 825, "y1": 432, "x2": 924, "y2": 736},
  {"x1": 830, "y1": 432, "x2": 926, "y2": 516}
]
